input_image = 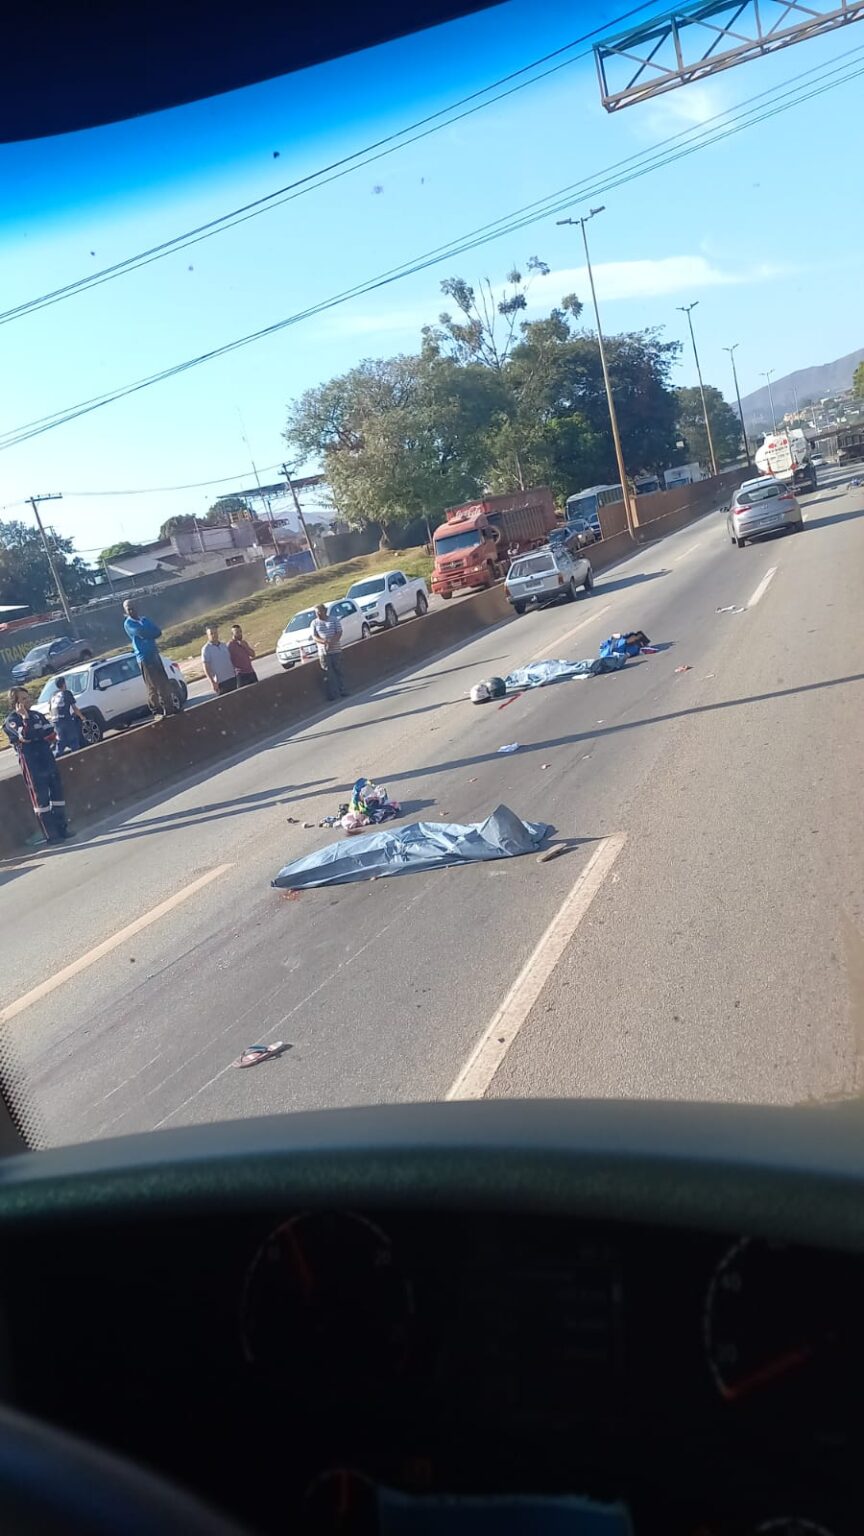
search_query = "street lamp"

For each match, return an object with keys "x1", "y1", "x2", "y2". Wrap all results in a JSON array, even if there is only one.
[
  {"x1": 556, "y1": 206, "x2": 637, "y2": 540},
  {"x1": 723, "y1": 344, "x2": 751, "y2": 467},
  {"x1": 761, "y1": 369, "x2": 778, "y2": 435},
  {"x1": 677, "y1": 301, "x2": 717, "y2": 476}
]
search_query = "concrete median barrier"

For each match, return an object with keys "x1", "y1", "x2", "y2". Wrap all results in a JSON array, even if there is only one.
[{"x1": 0, "y1": 584, "x2": 511, "y2": 857}]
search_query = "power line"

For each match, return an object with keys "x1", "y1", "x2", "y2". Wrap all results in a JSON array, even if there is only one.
[
  {"x1": 61, "y1": 463, "x2": 286, "y2": 496},
  {"x1": 0, "y1": 48, "x2": 859, "y2": 456},
  {"x1": 0, "y1": 1, "x2": 661, "y2": 332}
]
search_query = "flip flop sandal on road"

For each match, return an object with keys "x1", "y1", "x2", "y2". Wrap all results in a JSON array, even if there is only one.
[{"x1": 233, "y1": 1044, "x2": 284, "y2": 1069}]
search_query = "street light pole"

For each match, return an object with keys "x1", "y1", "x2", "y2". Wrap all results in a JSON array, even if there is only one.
[
  {"x1": 557, "y1": 207, "x2": 637, "y2": 539},
  {"x1": 762, "y1": 370, "x2": 778, "y2": 435},
  {"x1": 723, "y1": 344, "x2": 751, "y2": 467},
  {"x1": 677, "y1": 301, "x2": 717, "y2": 476},
  {"x1": 281, "y1": 463, "x2": 320, "y2": 570},
  {"x1": 28, "y1": 493, "x2": 73, "y2": 626}
]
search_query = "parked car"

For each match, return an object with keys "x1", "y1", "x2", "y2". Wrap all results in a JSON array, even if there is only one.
[
  {"x1": 12, "y1": 634, "x2": 93, "y2": 683},
  {"x1": 505, "y1": 546, "x2": 594, "y2": 614},
  {"x1": 549, "y1": 518, "x2": 596, "y2": 554},
  {"x1": 37, "y1": 651, "x2": 187, "y2": 744},
  {"x1": 344, "y1": 570, "x2": 429, "y2": 629},
  {"x1": 726, "y1": 477, "x2": 803, "y2": 548},
  {"x1": 275, "y1": 599, "x2": 371, "y2": 669}
]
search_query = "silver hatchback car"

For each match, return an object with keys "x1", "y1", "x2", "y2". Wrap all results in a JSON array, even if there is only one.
[
  {"x1": 505, "y1": 546, "x2": 594, "y2": 614},
  {"x1": 726, "y1": 477, "x2": 803, "y2": 548}
]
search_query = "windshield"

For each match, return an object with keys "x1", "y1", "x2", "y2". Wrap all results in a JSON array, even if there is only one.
[
  {"x1": 283, "y1": 609, "x2": 316, "y2": 633},
  {"x1": 0, "y1": 2, "x2": 855, "y2": 1166},
  {"x1": 738, "y1": 482, "x2": 781, "y2": 504},
  {"x1": 37, "y1": 669, "x2": 89, "y2": 703},
  {"x1": 435, "y1": 530, "x2": 482, "y2": 556},
  {"x1": 346, "y1": 578, "x2": 385, "y2": 597}
]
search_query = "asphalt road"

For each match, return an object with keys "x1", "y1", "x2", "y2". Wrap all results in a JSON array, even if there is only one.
[{"x1": 2, "y1": 467, "x2": 862, "y2": 1148}]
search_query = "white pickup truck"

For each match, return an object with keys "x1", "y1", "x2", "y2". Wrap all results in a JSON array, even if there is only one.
[{"x1": 344, "y1": 569, "x2": 429, "y2": 629}]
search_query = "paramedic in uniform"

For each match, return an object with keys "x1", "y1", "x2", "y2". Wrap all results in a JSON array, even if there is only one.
[{"x1": 3, "y1": 687, "x2": 70, "y2": 842}]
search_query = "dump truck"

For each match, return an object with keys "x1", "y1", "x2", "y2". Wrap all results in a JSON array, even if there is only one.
[{"x1": 431, "y1": 489, "x2": 557, "y2": 600}]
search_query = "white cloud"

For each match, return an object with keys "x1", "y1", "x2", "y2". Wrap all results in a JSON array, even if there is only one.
[
  {"x1": 321, "y1": 253, "x2": 790, "y2": 342},
  {"x1": 524, "y1": 254, "x2": 788, "y2": 305}
]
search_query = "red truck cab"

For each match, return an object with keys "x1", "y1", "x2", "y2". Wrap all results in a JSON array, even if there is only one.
[{"x1": 431, "y1": 489, "x2": 557, "y2": 599}]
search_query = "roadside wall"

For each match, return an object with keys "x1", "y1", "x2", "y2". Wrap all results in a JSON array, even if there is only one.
[
  {"x1": 598, "y1": 467, "x2": 747, "y2": 542},
  {"x1": 0, "y1": 584, "x2": 511, "y2": 858}
]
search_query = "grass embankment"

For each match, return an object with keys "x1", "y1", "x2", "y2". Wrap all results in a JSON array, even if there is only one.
[
  {"x1": 0, "y1": 549, "x2": 434, "y2": 749},
  {"x1": 158, "y1": 547, "x2": 433, "y2": 666}
]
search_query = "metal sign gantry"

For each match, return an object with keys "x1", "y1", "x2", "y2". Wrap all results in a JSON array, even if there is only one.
[{"x1": 594, "y1": 0, "x2": 864, "y2": 111}]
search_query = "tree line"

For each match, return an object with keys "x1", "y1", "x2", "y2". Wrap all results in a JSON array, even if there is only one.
[{"x1": 284, "y1": 259, "x2": 743, "y2": 538}]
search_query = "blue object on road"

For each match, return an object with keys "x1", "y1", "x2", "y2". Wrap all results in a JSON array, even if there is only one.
[
  {"x1": 504, "y1": 656, "x2": 627, "y2": 690},
  {"x1": 272, "y1": 804, "x2": 550, "y2": 889}
]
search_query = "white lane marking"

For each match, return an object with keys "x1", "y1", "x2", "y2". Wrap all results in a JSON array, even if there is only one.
[
  {"x1": 531, "y1": 604, "x2": 612, "y2": 663},
  {"x1": 747, "y1": 565, "x2": 777, "y2": 609},
  {"x1": 446, "y1": 833, "x2": 627, "y2": 1101},
  {"x1": 674, "y1": 541, "x2": 702, "y2": 562},
  {"x1": 0, "y1": 864, "x2": 233, "y2": 1028}
]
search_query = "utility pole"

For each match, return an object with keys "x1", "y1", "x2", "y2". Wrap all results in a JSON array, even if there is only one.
[
  {"x1": 281, "y1": 464, "x2": 320, "y2": 569},
  {"x1": 28, "y1": 493, "x2": 73, "y2": 626},
  {"x1": 557, "y1": 206, "x2": 637, "y2": 539},
  {"x1": 723, "y1": 344, "x2": 751, "y2": 467},
  {"x1": 677, "y1": 301, "x2": 717, "y2": 477},
  {"x1": 762, "y1": 370, "x2": 778, "y2": 435}
]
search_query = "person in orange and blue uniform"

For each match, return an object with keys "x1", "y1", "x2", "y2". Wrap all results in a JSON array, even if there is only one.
[{"x1": 3, "y1": 687, "x2": 70, "y2": 843}]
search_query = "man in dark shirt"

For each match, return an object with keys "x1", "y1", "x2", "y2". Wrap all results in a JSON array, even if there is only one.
[
  {"x1": 3, "y1": 687, "x2": 69, "y2": 842},
  {"x1": 122, "y1": 600, "x2": 176, "y2": 718},
  {"x1": 49, "y1": 676, "x2": 84, "y2": 755},
  {"x1": 228, "y1": 624, "x2": 257, "y2": 687}
]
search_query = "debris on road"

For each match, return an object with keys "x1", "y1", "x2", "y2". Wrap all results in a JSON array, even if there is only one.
[
  {"x1": 504, "y1": 656, "x2": 626, "y2": 690},
  {"x1": 272, "y1": 805, "x2": 551, "y2": 890},
  {"x1": 674, "y1": 665, "x2": 692, "y2": 673},
  {"x1": 538, "y1": 844, "x2": 569, "y2": 863},
  {"x1": 716, "y1": 605, "x2": 745, "y2": 614},
  {"x1": 497, "y1": 743, "x2": 520, "y2": 754},
  {"x1": 470, "y1": 676, "x2": 506, "y2": 704},
  {"x1": 303, "y1": 822, "x2": 315, "y2": 828},
  {"x1": 541, "y1": 763, "x2": 550, "y2": 769},
  {"x1": 233, "y1": 1040, "x2": 287, "y2": 1069},
  {"x1": 279, "y1": 889, "x2": 302, "y2": 901},
  {"x1": 317, "y1": 779, "x2": 402, "y2": 833},
  {"x1": 599, "y1": 630, "x2": 650, "y2": 659}
]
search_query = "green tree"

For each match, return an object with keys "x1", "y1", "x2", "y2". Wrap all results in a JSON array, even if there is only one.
[
  {"x1": 206, "y1": 496, "x2": 253, "y2": 522},
  {"x1": 99, "y1": 540, "x2": 143, "y2": 564},
  {"x1": 422, "y1": 257, "x2": 551, "y2": 372},
  {"x1": 159, "y1": 514, "x2": 198, "y2": 540},
  {"x1": 285, "y1": 354, "x2": 507, "y2": 538},
  {"x1": 0, "y1": 520, "x2": 95, "y2": 612},
  {"x1": 675, "y1": 385, "x2": 743, "y2": 469},
  {"x1": 853, "y1": 361, "x2": 864, "y2": 399}
]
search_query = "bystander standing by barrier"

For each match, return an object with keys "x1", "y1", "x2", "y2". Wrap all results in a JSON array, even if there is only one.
[
  {"x1": 49, "y1": 676, "x2": 84, "y2": 755},
  {"x1": 228, "y1": 624, "x2": 257, "y2": 687},
  {"x1": 123, "y1": 600, "x2": 177, "y2": 719},
  {"x1": 311, "y1": 603, "x2": 348, "y2": 701},
  {"x1": 201, "y1": 625, "x2": 237, "y2": 696}
]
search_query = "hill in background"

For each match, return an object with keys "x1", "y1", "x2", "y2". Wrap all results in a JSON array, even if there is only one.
[{"x1": 740, "y1": 345, "x2": 864, "y2": 425}]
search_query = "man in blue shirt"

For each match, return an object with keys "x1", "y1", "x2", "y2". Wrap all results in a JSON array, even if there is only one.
[{"x1": 122, "y1": 600, "x2": 176, "y2": 718}]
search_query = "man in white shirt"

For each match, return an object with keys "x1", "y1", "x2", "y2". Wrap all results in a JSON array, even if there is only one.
[
  {"x1": 201, "y1": 625, "x2": 237, "y2": 696},
  {"x1": 311, "y1": 603, "x2": 348, "y2": 701}
]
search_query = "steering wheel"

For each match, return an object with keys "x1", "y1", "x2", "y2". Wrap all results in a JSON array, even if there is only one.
[{"x1": 0, "y1": 1401, "x2": 248, "y2": 1535}]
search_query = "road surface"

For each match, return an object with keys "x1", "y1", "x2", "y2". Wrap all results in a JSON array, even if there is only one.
[{"x1": 1, "y1": 467, "x2": 862, "y2": 1147}]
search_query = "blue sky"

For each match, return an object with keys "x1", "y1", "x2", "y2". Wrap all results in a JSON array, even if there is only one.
[{"x1": 0, "y1": 0, "x2": 859, "y2": 554}]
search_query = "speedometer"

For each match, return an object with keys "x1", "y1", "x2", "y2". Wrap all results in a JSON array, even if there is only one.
[
  {"x1": 703, "y1": 1238, "x2": 861, "y2": 1430},
  {"x1": 241, "y1": 1212, "x2": 414, "y2": 1398}
]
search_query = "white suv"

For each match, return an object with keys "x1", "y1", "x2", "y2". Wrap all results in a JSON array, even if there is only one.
[{"x1": 37, "y1": 651, "x2": 188, "y2": 744}]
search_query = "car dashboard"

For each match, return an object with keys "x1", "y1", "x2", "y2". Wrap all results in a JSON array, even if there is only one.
[{"x1": 0, "y1": 1101, "x2": 862, "y2": 1536}]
